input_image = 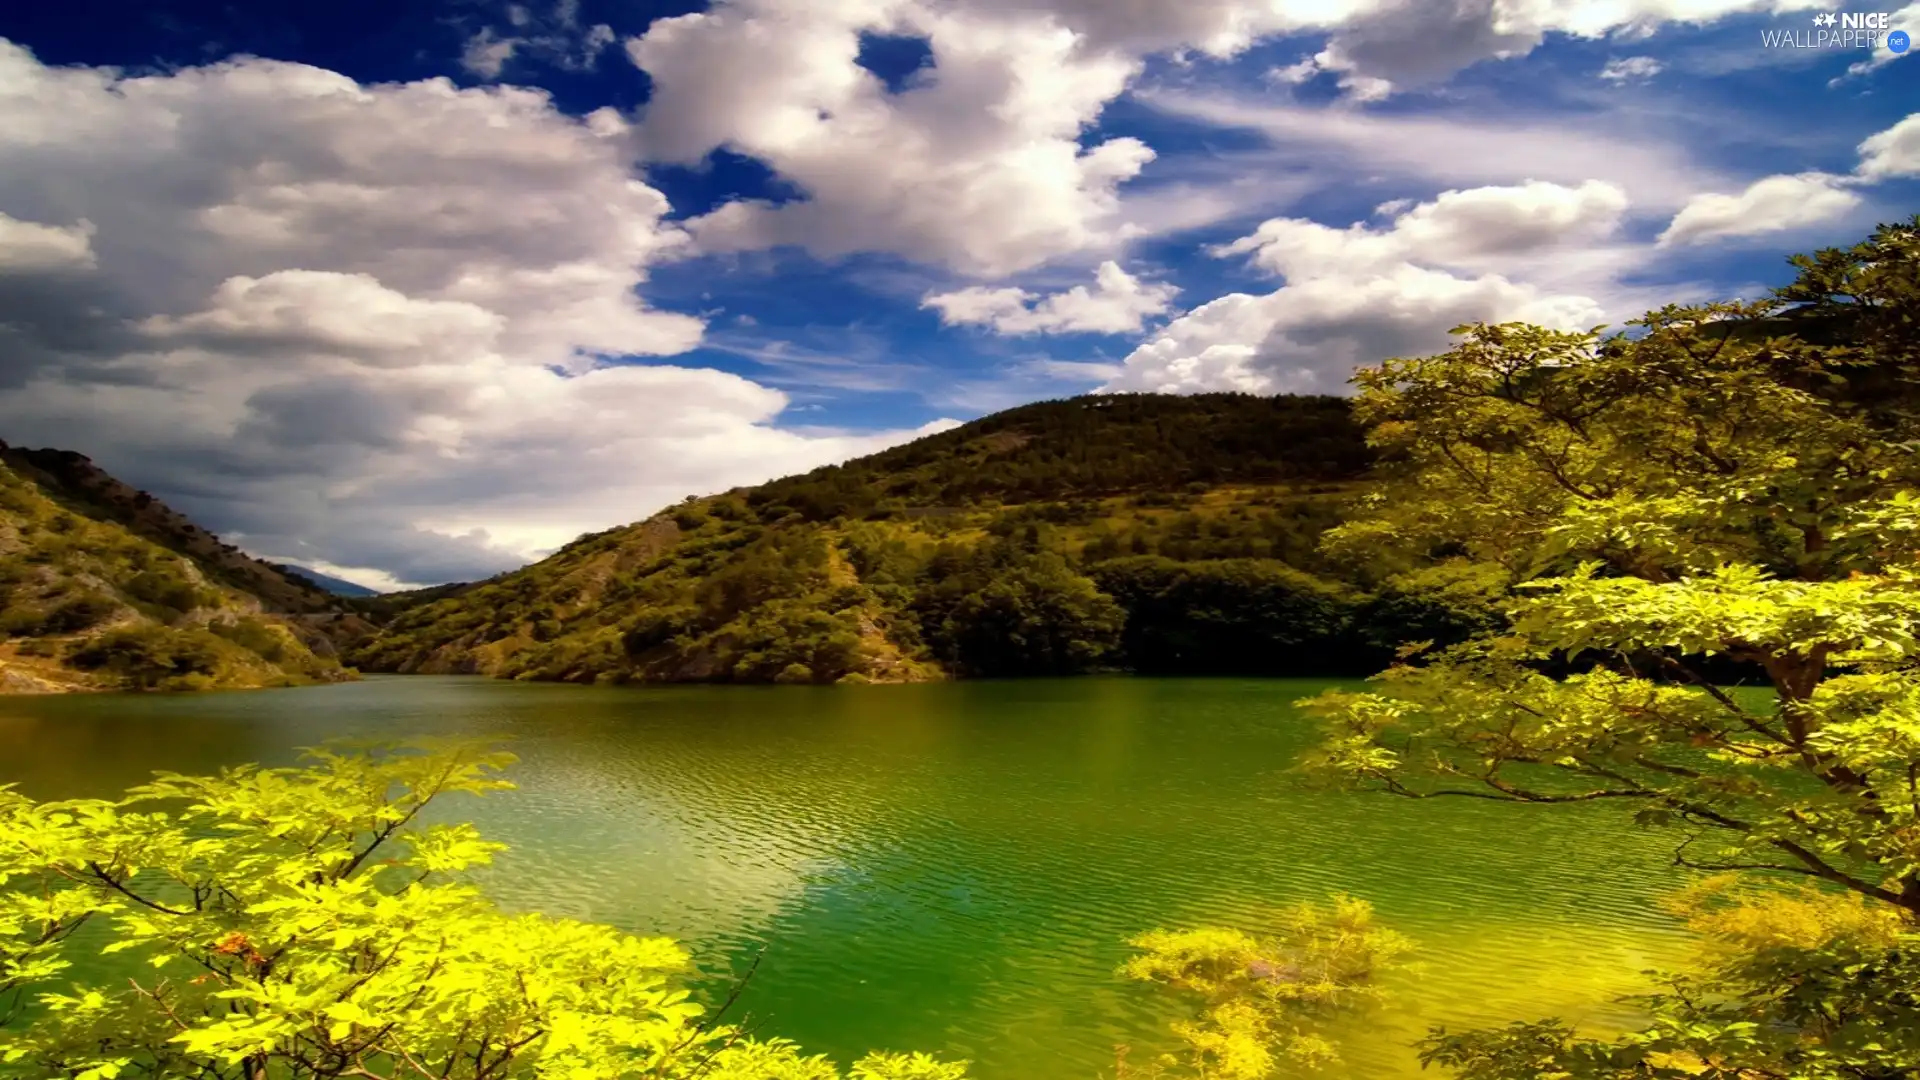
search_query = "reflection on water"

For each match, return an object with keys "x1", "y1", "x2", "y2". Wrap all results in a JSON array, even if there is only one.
[{"x1": 0, "y1": 675, "x2": 1691, "y2": 1079}]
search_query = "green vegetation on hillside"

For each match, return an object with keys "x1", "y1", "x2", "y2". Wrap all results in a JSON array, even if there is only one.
[
  {"x1": 348, "y1": 395, "x2": 1490, "y2": 684},
  {"x1": 0, "y1": 445, "x2": 343, "y2": 616},
  {"x1": 0, "y1": 457, "x2": 350, "y2": 692}
]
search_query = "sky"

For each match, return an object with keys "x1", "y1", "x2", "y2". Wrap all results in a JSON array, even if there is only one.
[{"x1": 0, "y1": 0, "x2": 1915, "y2": 590}]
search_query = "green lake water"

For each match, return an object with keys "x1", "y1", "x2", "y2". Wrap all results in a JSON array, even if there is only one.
[{"x1": 0, "y1": 675, "x2": 1692, "y2": 1078}]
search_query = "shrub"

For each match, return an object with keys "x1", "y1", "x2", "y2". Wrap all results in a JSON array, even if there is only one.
[
  {"x1": 66, "y1": 625, "x2": 224, "y2": 689},
  {"x1": 124, "y1": 567, "x2": 211, "y2": 615},
  {"x1": 208, "y1": 616, "x2": 291, "y2": 663},
  {"x1": 39, "y1": 593, "x2": 119, "y2": 635}
]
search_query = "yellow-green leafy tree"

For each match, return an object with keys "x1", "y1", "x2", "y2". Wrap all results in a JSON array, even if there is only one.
[
  {"x1": 0, "y1": 741, "x2": 967, "y2": 1080},
  {"x1": 1301, "y1": 217, "x2": 1920, "y2": 1077}
]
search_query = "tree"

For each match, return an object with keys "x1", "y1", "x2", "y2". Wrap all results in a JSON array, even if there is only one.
[
  {"x1": 0, "y1": 741, "x2": 969, "y2": 1080},
  {"x1": 923, "y1": 549, "x2": 1124, "y2": 676},
  {"x1": 1090, "y1": 557, "x2": 1359, "y2": 675},
  {"x1": 1297, "y1": 220, "x2": 1920, "y2": 1076}
]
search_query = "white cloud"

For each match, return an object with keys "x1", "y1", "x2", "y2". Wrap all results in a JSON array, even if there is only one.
[
  {"x1": 1599, "y1": 56, "x2": 1663, "y2": 82},
  {"x1": 1268, "y1": 58, "x2": 1322, "y2": 85},
  {"x1": 628, "y1": 0, "x2": 1154, "y2": 277},
  {"x1": 0, "y1": 41, "x2": 939, "y2": 584},
  {"x1": 1104, "y1": 267, "x2": 1605, "y2": 395},
  {"x1": 0, "y1": 212, "x2": 96, "y2": 272},
  {"x1": 973, "y1": 0, "x2": 1826, "y2": 100},
  {"x1": 1653, "y1": 112, "x2": 1918, "y2": 246},
  {"x1": 1232, "y1": 0, "x2": 1822, "y2": 101},
  {"x1": 1857, "y1": 112, "x2": 1920, "y2": 180},
  {"x1": 923, "y1": 260, "x2": 1178, "y2": 335},
  {"x1": 1216, "y1": 180, "x2": 1629, "y2": 277},
  {"x1": 1134, "y1": 88, "x2": 1729, "y2": 212},
  {"x1": 460, "y1": 0, "x2": 617, "y2": 80},
  {"x1": 620, "y1": 0, "x2": 1819, "y2": 277},
  {"x1": 1103, "y1": 182, "x2": 1626, "y2": 396},
  {"x1": 462, "y1": 30, "x2": 522, "y2": 80},
  {"x1": 140, "y1": 271, "x2": 507, "y2": 365},
  {"x1": 1657, "y1": 172, "x2": 1862, "y2": 246}
]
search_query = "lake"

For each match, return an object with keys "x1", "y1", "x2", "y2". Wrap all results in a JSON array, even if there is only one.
[{"x1": 0, "y1": 675, "x2": 1691, "y2": 1078}]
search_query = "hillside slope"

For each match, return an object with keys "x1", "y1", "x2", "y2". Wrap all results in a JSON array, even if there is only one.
[
  {"x1": 0, "y1": 445, "x2": 344, "y2": 614},
  {"x1": 349, "y1": 393, "x2": 1492, "y2": 685},
  {"x1": 0, "y1": 450, "x2": 356, "y2": 693}
]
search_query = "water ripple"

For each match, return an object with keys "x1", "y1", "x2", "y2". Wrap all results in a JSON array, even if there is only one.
[{"x1": 0, "y1": 676, "x2": 1691, "y2": 1080}]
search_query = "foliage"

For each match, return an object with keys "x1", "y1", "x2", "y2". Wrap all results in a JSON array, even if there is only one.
[
  {"x1": 345, "y1": 395, "x2": 1418, "y2": 684},
  {"x1": 1298, "y1": 219, "x2": 1920, "y2": 1077},
  {"x1": 0, "y1": 743, "x2": 971, "y2": 1080},
  {"x1": 65, "y1": 625, "x2": 225, "y2": 690},
  {"x1": 748, "y1": 394, "x2": 1368, "y2": 513},
  {"x1": 0, "y1": 444, "x2": 339, "y2": 617},
  {"x1": 1120, "y1": 896, "x2": 1412, "y2": 1079},
  {"x1": 911, "y1": 541, "x2": 1124, "y2": 677},
  {"x1": 1091, "y1": 558, "x2": 1359, "y2": 675},
  {"x1": 1419, "y1": 877, "x2": 1920, "y2": 1079},
  {"x1": 0, "y1": 458, "x2": 347, "y2": 692}
]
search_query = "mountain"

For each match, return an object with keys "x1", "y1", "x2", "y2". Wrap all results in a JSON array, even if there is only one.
[
  {"x1": 272, "y1": 564, "x2": 383, "y2": 598},
  {"x1": 0, "y1": 443, "x2": 359, "y2": 693},
  {"x1": 348, "y1": 393, "x2": 1494, "y2": 685}
]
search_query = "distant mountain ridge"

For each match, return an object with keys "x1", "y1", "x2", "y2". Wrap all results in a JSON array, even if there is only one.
[
  {"x1": 347, "y1": 393, "x2": 1491, "y2": 686},
  {"x1": 0, "y1": 441, "x2": 365, "y2": 693},
  {"x1": 272, "y1": 564, "x2": 383, "y2": 598}
]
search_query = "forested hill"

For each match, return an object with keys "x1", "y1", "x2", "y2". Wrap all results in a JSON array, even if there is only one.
[
  {"x1": 0, "y1": 447, "x2": 356, "y2": 693},
  {"x1": 0, "y1": 444, "x2": 344, "y2": 615},
  {"x1": 348, "y1": 393, "x2": 1490, "y2": 685},
  {"x1": 750, "y1": 393, "x2": 1370, "y2": 517}
]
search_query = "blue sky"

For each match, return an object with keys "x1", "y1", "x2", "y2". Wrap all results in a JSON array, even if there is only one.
[{"x1": 0, "y1": 0, "x2": 1914, "y2": 587}]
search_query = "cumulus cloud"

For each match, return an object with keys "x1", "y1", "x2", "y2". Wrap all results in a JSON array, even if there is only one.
[
  {"x1": 620, "y1": 0, "x2": 1832, "y2": 276},
  {"x1": 1857, "y1": 112, "x2": 1920, "y2": 180},
  {"x1": 1655, "y1": 112, "x2": 1917, "y2": 246},
  {"x1": 603, "y1": 0, "x2": 1863, "y2": 286},
  {"x1": 1656, "y1": 172, "x2": 1861, "y2": 246},
  {"x1": 627, "y1": 0, "x2": 1154, "y2": 277},
  {"x1": 0, "y1": 212, "x2": 97, "y2": 272},
  {"x1": 922, "y1": 261, "x2": 1178, "y2": 335},
  {"x1": 1215, "y1": 180, "x2": 1629, "y2": 277},
  {"x1": 1103, "y1": 181, "x2": 1625, "y2": 395},
  {"x1": 0, "y1": 41, "x2": 941, "y2": 585}
]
